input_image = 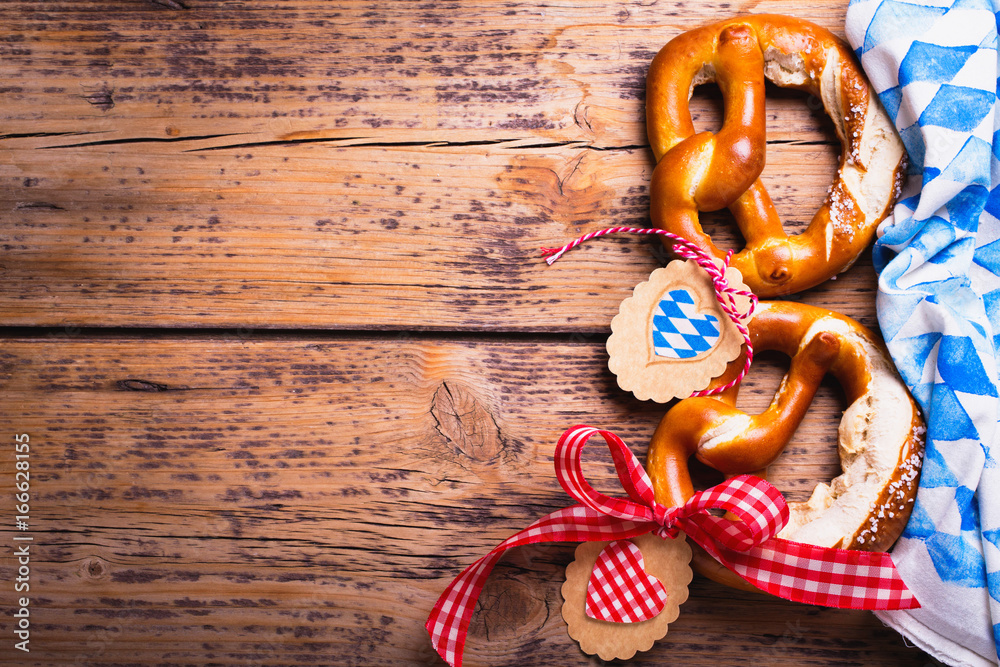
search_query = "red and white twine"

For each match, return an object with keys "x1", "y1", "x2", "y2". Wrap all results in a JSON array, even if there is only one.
[{"x1": 541, "y1": 227, "x2": 758, "y2": 396}]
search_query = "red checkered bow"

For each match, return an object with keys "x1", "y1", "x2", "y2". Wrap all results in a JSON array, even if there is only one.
[{"x1": 425, "y1": 425, "x2": 919, "y2": 667}]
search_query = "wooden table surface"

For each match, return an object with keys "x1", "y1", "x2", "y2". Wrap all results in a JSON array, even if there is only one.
[{"x1": 0, "y1": 1, "x2": 941, "y2": 665}]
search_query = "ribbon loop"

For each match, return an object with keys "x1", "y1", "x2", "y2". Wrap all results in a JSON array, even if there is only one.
[{"x1": 555, "y1": 426, "x2": 657, "y2": 524}]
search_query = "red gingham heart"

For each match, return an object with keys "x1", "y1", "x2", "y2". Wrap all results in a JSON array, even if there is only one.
[{"x1": 586, "y1": 539, "x2": 668, "y2": 623}]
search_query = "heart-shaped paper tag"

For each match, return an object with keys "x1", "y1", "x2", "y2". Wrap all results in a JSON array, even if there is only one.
[
  {"x1": 586, "y1": 540, "x2": 668, "y2": 623},
  {"x1": 651, "y1": 289, "x2": 722, "y2": 359},
  {"x1": 606, "y1": 259, "x2": 754, "y2": 402},
  {"x1": 562, "y1": 532, "x2": 693, "y2": 661}
]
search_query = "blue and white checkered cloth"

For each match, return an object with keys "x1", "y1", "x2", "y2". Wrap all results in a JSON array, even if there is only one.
[{"x1": 846, "y1": 1, "x2": 1000, "y2": 665}]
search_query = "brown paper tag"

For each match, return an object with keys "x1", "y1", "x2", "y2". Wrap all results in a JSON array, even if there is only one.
[
  {"x1": 606, "y1": 259, "x2": 753, "y2": 402},
  {"x1": 561, "y1": 533, "x2": 692, "y2": 661}
]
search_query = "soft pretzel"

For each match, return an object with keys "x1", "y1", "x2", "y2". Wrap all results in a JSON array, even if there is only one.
[
  {"x1": 645, "y1": 301, "x2": 924, "y2": 590},
  {"x1": 646, "y1": 15, "x2": 905, "y2": 296}
]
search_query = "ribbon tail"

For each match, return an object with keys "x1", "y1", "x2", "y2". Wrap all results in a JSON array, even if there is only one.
[
  {"x1": 425, "y1": 545, "x2": 509, "y2": 667},
  {"x1": 685, "y1": 519, "x2": 919, "y2": 610},
  {"x1": 425, "y1": 505, "x2": 657, "y2": 667}
]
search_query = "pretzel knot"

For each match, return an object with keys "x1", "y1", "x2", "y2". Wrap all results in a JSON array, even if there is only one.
[{"x1": 646, "y1": 15, "x2": 906, "y2": 297}]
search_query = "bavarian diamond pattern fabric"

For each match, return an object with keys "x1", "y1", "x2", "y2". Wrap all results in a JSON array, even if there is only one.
[
  {"x1": 651, "y1": 289, "x2": 721, "y2": 359},
  {"x1": 846, "y1": 1, "x2": 1000, "y2": 665}
]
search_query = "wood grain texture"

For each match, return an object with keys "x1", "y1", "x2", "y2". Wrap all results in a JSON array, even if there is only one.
[
  {"x1": 0, "y1": 1, "x2": 936, "y2": 666},
  {"x1": 0, "y1": 336, "x2": 931, "y2": 666},
  {"x1": 1, "y1": 0, "x2": 878, "y2": 331}
]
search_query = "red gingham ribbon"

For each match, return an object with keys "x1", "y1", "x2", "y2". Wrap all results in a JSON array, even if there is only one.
[
  {"x1": 425, "y1": 425, "x2": 918, "y2": 667},
  {"x1": 541, "y1": 227, "x2": 757, "y2": 397}
]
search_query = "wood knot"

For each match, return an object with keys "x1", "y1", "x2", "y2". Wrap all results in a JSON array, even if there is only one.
[
  {"x1": 82, "y1": 557, "x2": 108, "y2": 580},
  {"x1": 149, "y1": 0, "x2": 187, "y2": 9},
  {"x1": 497, "y1": 153, "x2": 613, "y2": 222},
  {"x1": 430, "y1": 382, "x2": 521, "y2": 466},
  {"x1": 117, "y1": 378, "x2": 170, "y2": 392},
  {"x1": 467, "y1": 566, "x2": 548, "y2": 642}
]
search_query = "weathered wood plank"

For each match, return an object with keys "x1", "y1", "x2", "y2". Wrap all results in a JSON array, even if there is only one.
[
  {"x1": 1, "y1": 0, "x2": 852, "y2": 143},
  {"x1": 0, "y1": 138, "x2": 877, "y2": 331},
  {"x1": 0, "y1": 336, "x2": 929, "y2": 665},
  {"x1": 0, "y1": 0, "x2": 883, "y2": 330}
]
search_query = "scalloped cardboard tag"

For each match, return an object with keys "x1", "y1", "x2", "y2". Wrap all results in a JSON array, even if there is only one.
[
  {"x1": 561, "y1": 533, "x2": 693, "y2": 661},
  {"x1": 607, "y1": 259, "x2": 753, "y2": 402}
]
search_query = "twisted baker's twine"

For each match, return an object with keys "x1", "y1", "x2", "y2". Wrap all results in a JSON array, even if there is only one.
[{"x1": 541, "y1": 226, "x2": 757, "y2": 397}]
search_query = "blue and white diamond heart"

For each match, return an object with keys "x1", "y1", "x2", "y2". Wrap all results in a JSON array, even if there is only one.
[{"x1": 651, "y1": 289, "x2": 721, "y2": 359}]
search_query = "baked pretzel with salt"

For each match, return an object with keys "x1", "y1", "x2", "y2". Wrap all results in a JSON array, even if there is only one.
[
  {"x1": 646, "y1": 14, "x2": 905, "y2": 296},
  {"x1": 646, "y1": 300, "x2": 925, "y2": 590}
]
